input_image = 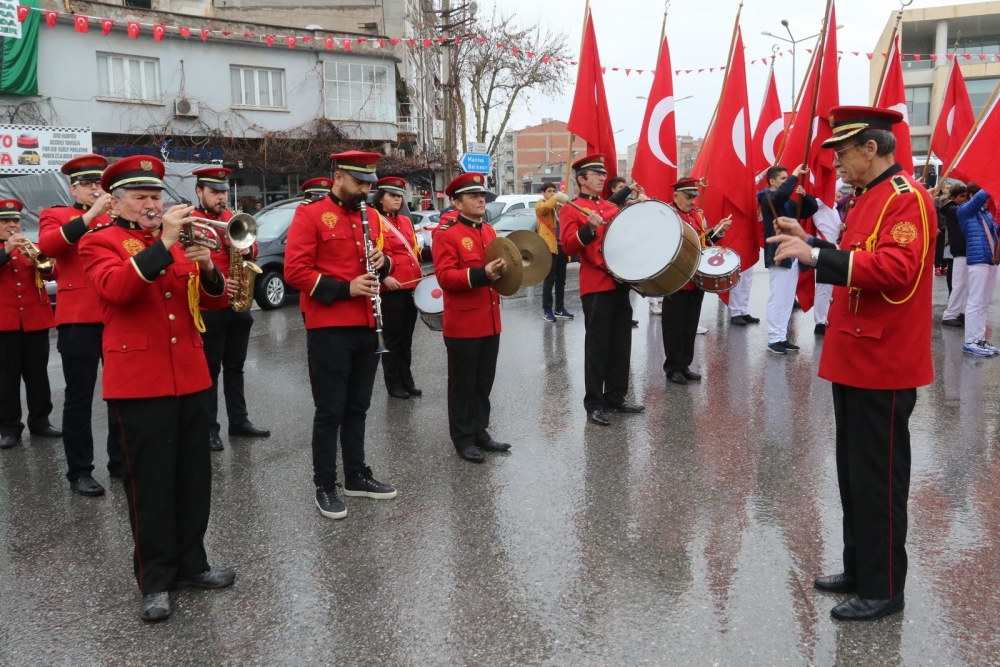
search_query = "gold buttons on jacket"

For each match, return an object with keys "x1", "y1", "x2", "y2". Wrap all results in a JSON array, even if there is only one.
[
  {"x1": 170, "y1": 337, "x2": 177, "y2": 344},
  {"x1": 122, "y1": 345, "x2": 127, "y2": 350},
  {"x1": 165, "y1": 292, "x2": 172, "y2": 299},
  {"x1": 168, "y1": 314, "x2": 175, "y2": 321},
  {"x1": 159, "y1": 270, "x2": 165, "y2": 276},
  {"x1": 856, "y1": 328, "x2": 861, "y2": 334}
]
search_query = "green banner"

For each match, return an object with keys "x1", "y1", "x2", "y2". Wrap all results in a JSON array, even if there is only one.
[{"x1": 0, "y1": 0, "x2": 39, "y2": 95}]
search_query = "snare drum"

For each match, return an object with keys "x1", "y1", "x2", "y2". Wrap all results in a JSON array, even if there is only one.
[
  {"x1": 601, "y1": 200, "x2": 701, "y2": 296},
  {"x1": 693, "y1": 246, "x2": 741, "y2": 293},
  {"x1": 413, "y1": 276, "x2": 444, "y2": 331}
]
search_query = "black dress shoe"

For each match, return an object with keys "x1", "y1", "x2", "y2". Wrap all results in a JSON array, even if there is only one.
[
  {"x1": 587, "y1": 410, "x2": 611, "y2": 426},
  {"x1": 0, "y1": 434, "x2": 22, "y2": 450},
  {"x1": 730, "y1": 316, "x2": 747, "y2": 326},
  {"x1": 667, "y1": 370, "x2": 688, "y2": 385},
  {"x1": 631, "y1": 319, "x2": 639, "y2": 328},
  {"x1": 742, "y1": 314, "x2": 761, "y2": 324},
  {"x1": 681, "y1": 367, "x2": 702, "y2": 381},
  {"x1": 941, "y1": 318, "x2": 963, "y2": 327},
  {"x1": 388, "y1": 388, "x2": 410, "y2": 399},
  {"x1": 406, "y1": 387, "x2": 423, "y2": 396},
  {"x1": 613, "y1": 402, "x2": 645, "y2": 413},
  {"x1": 479, "y1": 439, "x2": 511, "y2": 452},
  {"x1": 457, "y1": 445, "x2": 485, "y2": 463},
  {"x1": 209, "y1": 432, "x2": 225, "y2": 452},
  {"x1": 174, "y1": 568, "x2": 236, "y2": 590},
  {"x1": 228, "y1": 422, "x2": 271, "y2": 437},
  {"x1": 70, "y1": 475, "x2": 106, "y2": 497},
  {"x1": 815, "y1": 322, "x2": 828, "y2": 335},
  {"x1": 781, "y1": 340, "x2": 800, "y2": 352},
  {"x1": 30, "y1": 424, "x2": 63, "y2": 438},
  {"x1": 831, "y1": 595, "x2": 904, "y2": 621},
  {"x1": 140, "y1": 592, "x2": 171, "y2": 622},
  {"x1": 108, "y1": 465, "x2": 124, "y2": 479},
  {"x1": 814, "y1": 572, "x2": 857, "y2": 594}
]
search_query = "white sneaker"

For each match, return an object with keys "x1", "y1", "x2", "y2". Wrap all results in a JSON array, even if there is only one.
[
  {"x1": 984, "y1": 341, "x2": 1000, "y2": 355},
  {"x1": 696, "y1": 326, "x2": 708, "y2": 335},
  {"x1": 963, "y1": 341, "x2": 995, "y2": 357},
  {"x1": 649, "y1": 304, "x2": 662, "y2": 315}
]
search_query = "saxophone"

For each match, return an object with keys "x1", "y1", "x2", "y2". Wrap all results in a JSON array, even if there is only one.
[{"x1": 225, "y1": 209, "x2": 262, "y2": 313}]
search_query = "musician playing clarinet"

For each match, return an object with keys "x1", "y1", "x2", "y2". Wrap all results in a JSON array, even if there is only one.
[{"x1": 284, "y1": 151, "x2": 397, "y2": 520}]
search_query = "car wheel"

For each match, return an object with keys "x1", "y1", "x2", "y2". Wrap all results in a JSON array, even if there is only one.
[{"x1": 255, "y1": 269, "x2": 286, "y2": 310}]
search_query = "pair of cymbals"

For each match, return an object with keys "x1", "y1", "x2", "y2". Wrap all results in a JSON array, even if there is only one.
[{"x1": 485, "y1": 231, "x2": 553, "y2": 296}]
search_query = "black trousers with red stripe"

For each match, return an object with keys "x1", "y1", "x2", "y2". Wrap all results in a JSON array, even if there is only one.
[
  {"x1": 831, "y1": 383, "x2": 915, "y2": 600},
  {"x1": 110, "y1": 392, "x2": 212, "y2": 594}
]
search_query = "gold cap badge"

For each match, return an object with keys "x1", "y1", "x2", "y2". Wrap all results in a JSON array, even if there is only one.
[{"x1": 140, "y1": 160, "x2": 153, "y2": 171}]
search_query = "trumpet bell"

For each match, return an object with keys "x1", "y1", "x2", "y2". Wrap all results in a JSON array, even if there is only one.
[{"x1": 226, "y1": 213, "x2": 258, "y2": 250}]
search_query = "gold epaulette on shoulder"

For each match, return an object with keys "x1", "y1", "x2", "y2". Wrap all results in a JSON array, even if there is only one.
[
  {"x1": 891, "y1": 175, "x2": 913, "y2": 195},
  {"x1": 300, "y1": 198, "x2": 314, "y2": 205},
  {"x1": 86, "y1": 222, "x2": 114, "y2": 234},
  {"x1": 437, "y1": 222, "x2": 453, "y2": 231}
]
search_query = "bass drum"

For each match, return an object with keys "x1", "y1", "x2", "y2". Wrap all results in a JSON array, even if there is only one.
[
  {"x1": 413, "y1": 275, "x2": 444, "y2": 331},
  {"x1": 601, "y1": 200, "x2": 701, "y2": 296}
]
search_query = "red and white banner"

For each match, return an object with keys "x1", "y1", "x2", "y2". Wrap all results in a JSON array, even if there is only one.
[
  {"x1": 930, "y1": 58, "x2": 976, "y2": 176},
  {"x1": 631, "y1": 37, "x2": 677, "y2": 202},
  {"x1": 950, "y1": 86, "x2": 1000, "y2": 197},
  {"x1": 751, "y1": 68, "x2": 784, "y2": 183},
  {"x1": 876, "y1": 35, "x2": 913, "y2": 175}
]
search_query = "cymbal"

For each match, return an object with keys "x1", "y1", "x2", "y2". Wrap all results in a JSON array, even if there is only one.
[
  {"x1": 506, "y1": 230, "x2": 552, "y2": 287},
  {"x1": 485, "y1": 236, "x2": 524, "y2": 296}
]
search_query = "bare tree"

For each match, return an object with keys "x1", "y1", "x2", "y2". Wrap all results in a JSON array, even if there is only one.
[{"x1": 451, "y1": 7, "x2": 571, "y2": 156}]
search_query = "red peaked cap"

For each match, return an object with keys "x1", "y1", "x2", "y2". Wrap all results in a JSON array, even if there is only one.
[
  {"x1": 375, "y1": 176, "x2": 407, "y2": 195},
  {"x1": 822, "y1": 106, "x2": 904, "y2": 148},
  {"x1": 61, "y1": 154, "x2": 108, "y2": 183},
  {"x1": 330, "y1": 150, "x2": 380, "y2": 183},
  {"x1": 192, "y1": 166, "x2": 232, "y2": 191},
  {"x1": 101, "y1": 155, "x2": 165, "y2": 192},
  {"x1": 0, "y1": 199, "x2": 24, "y2": 218},
  {"x1": 301, "y1": 177, "x2": 333, "y2": 194},
  {"x1": 445, "y1": 172, "x2": 489, "y2": 199}
]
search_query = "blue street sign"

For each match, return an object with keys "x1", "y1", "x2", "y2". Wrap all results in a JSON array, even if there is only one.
[{"x1": 460, "y1": 152, "x2": 491, "y2": 173}]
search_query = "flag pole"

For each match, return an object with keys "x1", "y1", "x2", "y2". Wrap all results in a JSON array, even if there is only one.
[
  {"x1": 872, "y1": 2, "x2": 908, "y2": 105},
  {"x1": 936, "y1": 78, "x2": 1000, "y2": 192},
  {"x1": 773, "y1": 39, "x2": 821, "y2": 164},
  {"x1": 796, "y1": 0, "x2": 834, "y2": 219},
  {"x1": 657, "y1": 1, "x2": 670, "y2": 61},
  {"x1": 694, "y1": 0, "x2": 744, "y2": 184},
  {"x1": 922, "y1": 30, "x2": 962, "y2": 184},
  {"x1": 562, "y1": 0, "x2": 591, "y2": 196}
]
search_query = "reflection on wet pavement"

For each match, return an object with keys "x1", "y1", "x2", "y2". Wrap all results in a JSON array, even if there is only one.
[{"x1": 1, "y1": 265, "x2": 998, "y2": 665}]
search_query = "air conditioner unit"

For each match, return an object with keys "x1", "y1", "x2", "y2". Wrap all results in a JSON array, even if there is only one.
[{"x1": 174, "y1": 98, "x2": 199, "y2": 118}]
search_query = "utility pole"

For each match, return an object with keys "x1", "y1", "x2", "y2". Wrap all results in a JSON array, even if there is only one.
[{"x1": 441, "y1": 0, "x2": 455, "y2": 186}]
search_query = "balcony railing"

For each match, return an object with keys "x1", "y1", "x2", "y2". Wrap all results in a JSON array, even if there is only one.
[{"x1": 397, "y1": 116, "x2": 418, "y2": 134}]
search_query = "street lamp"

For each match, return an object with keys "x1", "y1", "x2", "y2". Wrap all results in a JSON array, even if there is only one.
[
  {"x1": 763, "y1": 20, "x2": 844, "y2": 106},
  {"x1": 636, "y1": 94, "x2": 694, "y2": 102}
]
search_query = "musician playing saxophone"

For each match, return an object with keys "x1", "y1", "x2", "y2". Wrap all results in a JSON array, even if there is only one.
[
  {"x1": 284, "y1": 151, "x2": 397, "y2": 521},
  {"x1": 192, "y1": 167, "x2": 270, "y2": 452}
]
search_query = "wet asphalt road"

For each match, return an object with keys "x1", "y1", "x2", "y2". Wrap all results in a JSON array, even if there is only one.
[{"x1": 1, "y1": 264, "x2": 998, "y2": 666}]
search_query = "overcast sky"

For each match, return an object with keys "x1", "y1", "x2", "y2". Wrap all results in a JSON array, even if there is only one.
[{"x1": 489, "y1": 0, "x2": 962, "y2": 154}]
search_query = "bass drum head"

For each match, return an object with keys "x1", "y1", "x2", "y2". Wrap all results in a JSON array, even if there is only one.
[
  {"x1": 413, "y1": 276, "x2": 444, "y2": 315},
  {"x1": 602, "y1": 200, "x2": 684, "y2": 282}
]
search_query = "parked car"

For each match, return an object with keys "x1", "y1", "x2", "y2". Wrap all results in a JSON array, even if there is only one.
[
  {"x1": 485, "y1": 194, "x2": 542, "y2": 221},
  {"x1": 409, "y1": 209, "x2": 440, "y2": 251},
  {"x1": 490, "y1": 208, "x2": 539, "y2": 237}
]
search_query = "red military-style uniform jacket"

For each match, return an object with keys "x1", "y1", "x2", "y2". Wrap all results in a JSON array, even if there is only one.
[
  {"x1": 382, "y1": 212, "x2": 422, "y2": 288},
  {"x1": 194, "y1": 207, "x2": 259, "y2": 310},
  {"x1": 671, "y1": 205, "x2": 722, "y2": 291},
  {"x1": 433, "y1": 214, "x2": 502, "y2": 338},
  {"x1": 79, "y1": 220, "x2": 228, "y2": 399},
  {"x1": 284, "y1": 195, "x2": 390, "y2": 330},
  {"x1": 0, "y1": 246, "x2": 56, "y2": 332},
  {"x1": 560, "y1": 194, "x2": 620, "y2": 296},
  {"x1": 815, "y1": 166, "x2": 936, "y2": 390},
  {"x1": 37, "y1": 202, "x2": 111, "y2": 326}
]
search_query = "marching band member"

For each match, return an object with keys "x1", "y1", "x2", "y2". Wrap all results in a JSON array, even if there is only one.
[
  {"x1": 372, "y1": 176, "x2": 423, "y2": 399},
  {"x1": 284, "y1": 151, "x2": 397, "y2": 519},
  {"x1": 79, "y1": 156, "x2": 235, "y2": 622},
  {"x1": 434, "y1": 173, "x2": 511, "y2": 463},
  {"x1": 37, "y1": 154, "x2": 121, "y2": 495},
  {"x1": 662, "y1": 179, "x2": 731, "y2": 385},
  {"x1": 560, "y1": 154, "x2": 645, "y2": 426},
  {"x1": 192, "y1": 167, "x2": 270, "y2": 452},
  {"x1": 0, "y1": 200, "x2": 59, "y2": 451},
  {"x1": 301, "y1": 177, "x2": 334, "y2": 202},
  {"x1": 769, "y1": 106, "x2": 935, "y2": 621}
]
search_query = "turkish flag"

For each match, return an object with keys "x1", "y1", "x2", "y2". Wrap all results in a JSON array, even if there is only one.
[
  {"x1": 265, "y1": 35, "x2": 275, "y2": 47},
  {"x1": 343, "y1": 39, "x2": 352, "y2": 51},
  {"x1": 153, "y1": 25, "x2": 166, "y2": 42},
  {"x1": 201, "y1": 29, "x2": 210, "y2": 41},
  {"x1": 566, "y1": 11, "x2": 618, "y2": 194},
  {"x1": 631, "y1": 37, "x2": 677, "y2": 202},
  {"x1": 101, "y1": 18, "x2": 114, "y2": 36},
  {"x1": 179, "y1": 27, "x2": 190, "y2": 38},
  {"x1": 44, "y1": 11, "x2": 57, "y2": 28},
  {"x1": 325, "y1": 38, "x2": 333, "y2": 50},
  {"x1": 876, "y1": 35, "x2": 913, "y2": 175},
  {"x1": 951, "y1": 89, "x2": 1000, "y2": 197},
  {"x1": 286, "y1": 36, "x2": 296, "y2": 49},
  {"x1": 127, "y1": 21, "x2": 140, "y2": 38},
  {"x1": 700, "y1": 28, "x2": 757, "y2": 271},
  {"x1": 751, "y1": 69, "x2": 784, "y2": 183},
  {"x1": 17, "y1": 5, "x2": 29, "y2": 22},
  {"x1": 930, "y1": 58, "x2": 975, "y2": 176},
  {"x1": 74, "y1": 15, "x2": 88, "y2": 33}
]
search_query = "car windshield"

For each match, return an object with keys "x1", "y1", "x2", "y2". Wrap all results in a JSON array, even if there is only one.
[
  {"x1": 485, "y1": 202, "x2": 505, "y2": 220},
  {"x1": 255, "y1": 205, "x2": 298, "y2": 241},
  {"x1": 492, "y1": 209, "x2": 537, "y2": 232}
]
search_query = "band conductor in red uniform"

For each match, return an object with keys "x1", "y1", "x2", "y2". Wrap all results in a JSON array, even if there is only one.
[{"x1": 769, "y1": 106, "x2": 936, "y2": 622}]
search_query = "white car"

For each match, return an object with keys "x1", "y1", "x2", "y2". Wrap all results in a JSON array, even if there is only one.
[{"x1": 485, "y1": 194, "x2": 542, "y2": 221}]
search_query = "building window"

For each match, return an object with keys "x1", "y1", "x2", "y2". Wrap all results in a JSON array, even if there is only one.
[
  {"x1": 124, "y1": 0, "x2": 152, "y2": 8},
  {"x1": 323, "y1": 61, "x2": 394, "y2": 123},
  {"x1": 905, "y1": 86, "x2": 931, "y2": 127},
  {"x1": 96, "y1": 53, "x2": 160, "y2": 101},
  {"x1": 230, "y1": 66, "x2": 285, "y2": 108},
  {"x1": 968, "y1": 77, "x2": 1000, "y2": 117},
  {"x1": 911, "y1": 135, "x2": 930, "y2": 155}
]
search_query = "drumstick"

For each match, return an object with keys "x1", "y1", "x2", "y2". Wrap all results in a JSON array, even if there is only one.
[
  {"x1": 398, "y1": 274, "x2": 435, "y2": 288},
  {"x1": 553, "y1": 192, "x2": 597, "y2": 218}
]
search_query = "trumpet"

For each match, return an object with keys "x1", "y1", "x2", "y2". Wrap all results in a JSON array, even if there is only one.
[
  {"x1": 178, "y1": 213, "x2": 258, "y2": 252},
  {"x1": 14, "y1": 236, "x2": 55, "y2": 272}
]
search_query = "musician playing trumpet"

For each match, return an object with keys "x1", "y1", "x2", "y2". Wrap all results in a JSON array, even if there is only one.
[
  {"x1": 191, "y1": 167, "x2": 269, "y2": 452},
  {"x1": 0, "y1": 199, "x2": 60, "y2": 452},
  {"x1": 284, "y1": 151, "x2": 397, "y2": 520},
  {"x1": 78, "y1": 156, "x2": 235, "y2": 622}
]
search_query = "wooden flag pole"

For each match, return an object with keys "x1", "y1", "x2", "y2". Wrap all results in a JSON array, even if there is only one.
[
  {"x1": 922, "y1": 30, "x2": 962, "y2": 184},
  {"x1": 935, "y1": 78, "x2": 1000, "y2": 193},
  {"x1": 795, "y1": 0, "x2": 834, "y2": 220},
  {"x1": 657, "y1": 1, "x2": 670, "y2": 61},
  {"x1": 872, "y1": 1, "x2": 909, "y2": 105},
  {"x1": 562, "y1": 0, "x2": 591, "y2": 197},
  {"x1": 773, "y1": 39, "x2": 821, "y2": 164}
]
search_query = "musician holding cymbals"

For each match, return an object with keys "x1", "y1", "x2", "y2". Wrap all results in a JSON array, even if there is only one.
[
  {"x1": 284, "y1": 151, "x2": 397, "y2": 520},
  {"x1": 560, "y1": 154, "x2": 645, "y2": 427},
  {"x1": 433, "y1": 172, "x2": 511, "y2": 463}
]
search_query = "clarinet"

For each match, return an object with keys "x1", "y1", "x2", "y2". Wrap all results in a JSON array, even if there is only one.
[{"x1": 359, "y1": 202, "x2": 389, "y2": 355}]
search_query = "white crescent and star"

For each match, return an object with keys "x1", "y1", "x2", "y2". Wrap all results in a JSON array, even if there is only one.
[
  {"x1": 646, "y1": 96, "x2": 676, "y2": 168},
  {"x1": 889, "y1": 102, "x2": 909, "y2": 126},
  {"x1": 731, "y1": 109, "x2": 747, "y2": 166},
  {"x1": 946, "y1": 106, "x2": 956, "y2": 133},
  {"x1": 761, "y1": 117, "x2": 785, "y2": 165}
]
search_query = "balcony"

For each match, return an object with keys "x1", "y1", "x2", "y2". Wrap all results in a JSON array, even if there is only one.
[{"x1": 397, "y1": 116, "x2": 418, "y2": 135}]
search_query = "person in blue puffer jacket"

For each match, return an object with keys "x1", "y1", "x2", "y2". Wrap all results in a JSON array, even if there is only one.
[{"x1": 958, "y1": 184, "x2": 999, "y2": 356}]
